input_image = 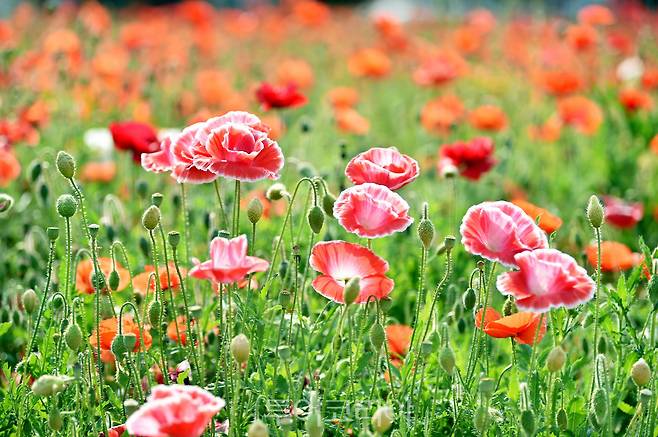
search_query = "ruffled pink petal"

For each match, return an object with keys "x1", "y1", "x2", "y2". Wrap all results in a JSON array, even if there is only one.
[
  {"x1": 210, "y1": 235, "x2": 248, "y2": 269},
  {"x1": 345, "y1": 147, "x2": 419, "y2": 190},
  {"x1": 309, "y1": 240, "x2": 389, "y2": 278}
]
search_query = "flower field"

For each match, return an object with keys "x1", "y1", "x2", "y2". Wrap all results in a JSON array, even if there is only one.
[{"x1": 1, "y1": 1, "x2": 658, "y2": 436}]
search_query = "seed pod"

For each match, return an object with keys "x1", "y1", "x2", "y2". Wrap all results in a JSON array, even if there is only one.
[
  {"x1": 591, "y1": 388, "x2": 608, "y2": 425},
  {"x1": 22, "y1": 289, "x2": 39, "y2": 314},
  {"x1": 142, "y1": 205, "x2": 161, "y2": 230},
  {"x1": 46, "y1": 227, "x2": 59, "y2": 241},
  {"x1": 556, "y1": 407, "x2": 568, "y2": 431},
  {"x1": 56, "y1": 194, "x2": 77, "y2": 218},
  {"x1": 0, "y1": 193, "x2": 14, "y2": 213},
  {"x1": 371, "y1": 405, "x2": 394, "y2": 434},
  {"x1": 108, "y1": 270, "x2": 120, "y2": 291},
  {"x1": 64, "y1": 323, "x2": 83, "y2": 351},
  {"x1": 230, "y1": 333, "x2": 250, "y2": 364},
  {"x1": 266, "y1": 183, "x2": 287, "y2": 201},
  {"x1": 520, "y1": 410, "x2": 535, "y2": 437},
  {"x1": 502, "y1": 296, "x2": 517, "y2": 316},
  {"x1": 122, "y1": 333, "x2": 137, "y2": 351},
  {"x1": 168, "y1": 231, "x2": 181, "y2": 247},
  {"x1": 473, "y1": 406, "x2": 490, "y2": 434},
  {"x1": 369, "y1": 322, "x2": 385, "y2": 351},
  {"x1": 343, "y1": 277, "x2": 360, "y2": 305},
  {"x1": 248, "y1": 419, "x2": 270, "y2": 437},
  {"x1": 631, "y1": 358, "x2": 651, "y2": 387},
  {"x1": 462, "y1": 288, "x2": 476, "y2": 310},
  {"x1": 439, "y1": 346, "x2": 455, "y2": 374},
  {"x1": 48, "y1": 408, "x2": 63, "y2": 431},
  {"x1": 88, "y1": 224, "x2": 100, "y2": 238},
  {"x1": 417, "y1": 218, "x2": 434, "y2": 250},
  {"x1": 56, "y1": 151, "x2": 76, "y2": 179},
  {"x1": 307, "y1": 206, "x2": 324, "y2": 234},
  {"x1": 586, "y1": 195, "x2": 604, "y2": 228},
  {"x1": 322, "y1": 193, "x2": 336, "y2": 216},
  {"x1": 478, "y1": 377, "x2": 496, "y2": 398},
  {"x1": 247, "y1": 198, "x2": 264, "y2": 224},
  {"x1": 151, "y1": 193, "x2": 163, "y2": 207},
  {"x1": 148, "y1": 300, "x2": 162, "y2": 326},
  {"x1": 546, "y1": 346, "x2": 566, "y2": 373},
  {"x1": 278, "y1": 290, "x2": 292, "y2": 311}
]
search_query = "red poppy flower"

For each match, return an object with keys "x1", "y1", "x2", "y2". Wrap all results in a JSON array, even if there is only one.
[
  {"x1": 76, "y1": 258, "x2": 130, "y2": 294},
  {"x1": 497, "y1": 249, "x2": 595, "y2": 312},
  {"x1": 255, "y1": 82, "x2": 307, "y2": 111},
  {"x1": 585, "y1": 241, "x2": 641, "y2": 272},
  {"x1": 326, "y1": 87, "x2": 359, "y2": 110},
  {"x1": 602, "y1": 195, "x2": 643, "y2": 228},
  {"x1": 475, "y1": 308, "x2": 546, "y2": 345},
  {"x1": 438, "y1": 137, "x2": 496, "y2": 180},
  {"x1": 460, "y1": 201, "x2": 548, "y2": 267},
  {"x1": 309, "y1": 240, "x2": 394, "y2": 304},
  {"x1": 109, "y1": 121, "x2": 159, "y2": 163},
  {"x1": 619, "y1": 88, "x2": 653, "y2": 112},
  {"x1": 334, "y1": 108, "x2": 370, "y2": 135},
  {"x1": 345, "y1": 147, "x2": 419, "y2": 190},
  {"x1": 565, "y1": 25, "x2": 598, "y2": 51},
  {"x1": 651, "y1": 134, "x2": 658, "y2": 155},
  {"x1": 528, "y1": 116, "x2": 562, "y2": 142},
  {"x1": 413, "y1": 52, "x2": 467, "y2": 87},
  {"x1": 642, "y1": 67, "x2": 658, "y2": 90},
  {"x1": 557, "y1": 95, "x2": 603, "y2": 135},
  {"x1": 167, "y1": 316, "x2": 192, "y2": 346},
  {"x1": 0, "y1": 149, "x2": 20, "y2": 187},
  {"x1": 333, "y1": 183, "x2": 413, "y2": 238},
  {"x1": 539, "y1": 69, "x2": 583, "y2": 96}
]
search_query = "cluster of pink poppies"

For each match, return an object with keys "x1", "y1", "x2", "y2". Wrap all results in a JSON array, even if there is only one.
[{"x1": 461, "y1": 201, "x2": 595, "y2": 313}]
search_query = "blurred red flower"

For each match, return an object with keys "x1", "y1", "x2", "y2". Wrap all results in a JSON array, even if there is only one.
[{"x1": 255, "y1": 82, "x2": 307, "y2": 111}]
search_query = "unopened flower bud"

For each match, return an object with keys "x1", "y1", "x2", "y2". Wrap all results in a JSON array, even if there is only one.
[
  {"x1": 148, "y1": 300, "x2": 161, "y2": 327},
  {"x1": 473, "y1": 406, "x2": 490, "y2": 433},
  {"x1": 230, "y1": 333, "x2": 250, "y2": 364},
  {"x1": 322, "y1": 193, "x2": 336, "y2": 216},
  {"x1": 462, "y1": 288, "x2": 476, "y2": 310},
  {"x1": 546, "y1": 346, "x2": 566, "y2": 373},
  {"x1": 56, "y1": 194, "x2": 77, "y2": 218},
  {"x1": 168, "y1": 231, "x2": 180, "y2": 247},
  {"x1": 31, "y1": 374, "x2": 71, "y2": 397},
  {"x1": 56, "y1": 151, "x2": 76, "y2": 179},
  {"x1": 305, "y1": 408, "x2": 324, "y2": 437},
  {"x1": 247, "y1": 198, "x2": 264, "y2": 224},
  {"x1": 48, "y1": 408, "x2": 63, "y2": 431},
  {"x1": 151, "y1": 193, "x2": 163, "y2": 207},
  {"x1": 479, "y1": 377, "x2": 496, "y2": 398},
  {"x1": 591, "y1": 388, "x2": 608, "y2": 425},
  {"x1": 142, "y1": 205, "x2": 161, "y2": 230},
  {"x1": 343, "y1": 277, "x2": 361, "y2": 305},
  {"x1": 47, "y1": 227, "x2": 59, "y2": 241},
  {"x1": 0, "y1": 193, "x2": 14, "y2": 213},
  {"x1": 520, "y1": 409, "x2": 535, "y2": 437},
  {"x1": 556, "y1": 407, "x2": 568, "y2": 431},
  {"x1": 29, "y1": 161, "x2": 42, "y2": 182},
  {"x1": 248, "y1": 419, "x2": 270, "y2": 437},
  {"x1": 307, "y1": 206, "x2": 324, "y2": 234},
  {"x1": 108, "y1": 270, "x2": 120, "y2": 291},
  {"x1": 266, "y1": 183, "x2": 287, "y2": 201},
  {"x1": 417, "y1": 218, "x2": 434, "y2": 250},
  {"x1": 369, "y1": 322, "x2": 385, "y2": 350},
  {"x1": 22, "y1": 289, "x2": 38, "y2": 314},
  {"x1": 439, "y1": 346, "x2": 455, "y2": 374},
  {"x1": 502, "y1": 296, "x2": 517, "y2": 316},
  {"x1": 586, "y1": 195, "x2": 604, "y2": 228},
  {"x1": 111, "y1": 335, "x2": 127, "y2": 357},
  {"x1": 371, "y1": 405, "x2": 394, "y2": 434},
  {"x1": 64, "y1": 323, "x2": 83, "y2": 351},
  {"x1": 631, "y1": 358, "x2": 651, "y2": 387}
]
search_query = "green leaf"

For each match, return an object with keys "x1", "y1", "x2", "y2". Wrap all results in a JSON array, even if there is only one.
[{"x1": 0, "y1": 322, "x2": 12, "y2": 337}]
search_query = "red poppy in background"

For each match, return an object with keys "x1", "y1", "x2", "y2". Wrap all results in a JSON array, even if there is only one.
[
  {"x1": 345, "y1": 147, "x2": 419, "y2": 190},
  {"x1": 586, "y1": 241, "x2": 641, "y2": 272},
  {"x1": 309, "y1": 240, "x2": 394, "y2": 304},
  {"x1": 651, "y1": 134, "x2": 658, "y2": 155},
  {"x1": 619, "y1": 88, "x2": 653, "y2": 112},
  {"x1": 578, "y1": 4, "x2": 615, "y2": 26},
  {"x1": 255, "y1": 82, "x2": 307, "y2": 111},
  {"x1": 413, "y1": 53, "x2": 467, "y2": 87},
  {"x1": 438, "y1": 137, "x2": 496, "y2": 180},
  {"x1": 420, "y1": 94, "x2": 465, "y2": 134},
  {"x1": 565, "y1": 24, "x2": 598, "y2": 51},
  {"x1": 642, "y1": 67, "x2": 658, "y2": 90},
  {"x1": 0, "y1": 148, "x2": 21, "y2": 187},
  {"x1": 557, "y1": 95, "x2": 603, "y2": 135},
  {"x1": 326, "y1": 87, "x2": 359, "y2": 110},
  {"x1": 528, "y1": 116, "x2": 562, "y2": 142},
  {"x1": 167, "y1": 316, "x2": 192, "y2": 346},
  {"x1": 475, "y1": 307, "x2": 546, "y2": 345},
  {"x1": 110, "y1": 121, "x2": 159, "y2": 162},
  {"x1": 602, "y1": 195, "x2": 643, "y2": 228},
  {"x1": 334, "y1": 108, "x2": 370, "y2": 135},
  {"x1": 539, "y1": 69, "x2": 583, "y2": 96}
]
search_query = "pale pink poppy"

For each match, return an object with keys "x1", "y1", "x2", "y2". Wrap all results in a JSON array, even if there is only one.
[
  {"x1": 189, "y1": 235, "x2": 269, "y2": 284},
  {"x1": 170, "y1": 122, "x2": 220, "y2": 184},
  {"x1": 125, "y1": 384, "x2": 225, "y2": 437},
  {"x1": 309, "y1": 240, "x2": 394, "y2": 304},
  {"x1": 192, "y1": 111, "x2": 284, "y2": 182},
  {"x1": 460, "y1": 201, "x2": 548, "y2": 267},
  {"x1": 496, "y1": 249, "x2": 595, "y2": 313},
  {"x1": 345, "y1": 147, "x2": 419, "y2": 190},
  {"x1": 333, "y1": 183, "x2": 413, "y2": 238},
  {"x1": 602, "y1": 195, "x2": 643, "y2": 229}
]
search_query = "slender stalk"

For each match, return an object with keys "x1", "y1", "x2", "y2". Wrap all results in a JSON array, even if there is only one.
[{"x1": 213, "y1": 180, "x2": 229, "y2": 231}]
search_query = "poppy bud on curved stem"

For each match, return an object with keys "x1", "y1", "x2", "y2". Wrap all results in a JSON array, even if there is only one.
[
  {"x1": 586, "y1": 195, "x2": 604, "y2": 228},
  {"x1": 56, "y1": 194, "x2": 77, "y2": 218},
  {"x1": 56, "y1": 151, "x2": 76, "y2": 179}
]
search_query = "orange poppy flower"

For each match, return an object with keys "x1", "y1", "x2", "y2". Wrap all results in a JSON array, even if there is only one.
[
  {"x1": 413, "y1": 52, "x2": 467, "y2": 87},
  {"x1": 292, "y1": 0, "x2": 330, "y2": 27},
  {"x1": 565, "y1": 25, "x2": 598, "y2": 51},
  {"x1": 348, "y1": 48, "x2": 391, "y2": 79},
  {"x1": 585, "y1": 241, "x2": 641, "y2": 272},
  {"x1": 373, "y1": 15, "x2": 408, "y2": 51},
  {"x1": 619, "y1": 88, "x2": 653, "y2": 112},
  {"x1": 334, "y1": 108, "x2": 370, "y2": 135},
  {"x1": 76, "y1": 258, "x2": 130, "y2": 294},
  {"x1": 650, "y1": 134, "x2": 658, "y2": 155},
  {"x1": 557, "y1": 95, "x2": 603, "y2": 135},
  {"x1": 275, "y1": 58, "x2": 315, "y2": 89},
  {"x1": 89, "y1": 317, "x2": 152, "y2": 363},
  {"x1": 0, "y1": 149, "x2": 21, "y2": 187},
  {"x1": 386, "y1": 324, "x2": 412, "y2": 367},
  {"x1": 196, "y1": 69, "x2": 234, "y2": 107},
  {"x1": 78, "y1": 1, "x2": 111, "y2": 36},
  {"x1": 80, "y1": 162, "x2": 116, "y2": 183},
  {"x1": 528, "y1": 116, "x2": 562, "y2": 142},
  {"x1": 420, "y1": 94, "x2": 465, "y2": 134},
  {"x1": 326, "y1": 87, "x2": 359, "y2": 110},
  {"x1": 21, "y1": 100, "x2": 49, "y2": 127},
  {"x1": 511, "y1": 199, "x2": 563, "y2": 234},
  {"x1": 642, "y1": 67, "x2": 658, "y2": 91},
  {"x1": 469, "y1": 105, "x2": 507, "y2": 132},
  {"x1": 475, "y1": 308, "x2": 546, "y2": 345},
  {"x1": 453, "y1": 25, "x2": 483, "y2": 54},
  {"x1": 167, "y1": 315, "x2": 193, "y2": 346},
  {"x1": 578, "y1": 4, "x2": 615, "y2": 26},
  {"x1": 260, "y1": 114, "x2": 286, "y2": 140},
  {"x1": 132, "y1": 262, "x2": 186, "y2": 297},
  {"x1": 539, "y1": 69, "x2": 583, "y2": 96},
  {"x1": 43, "y1": 28, "x2": 81, "y2": 55}
]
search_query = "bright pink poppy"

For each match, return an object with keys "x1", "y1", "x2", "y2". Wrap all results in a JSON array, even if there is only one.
[
  {"x1": 333, "y1": 183, "x2": 413, "y2": 238},
  {"x1": 438, "y1": 137, "x2": 496, "y2": 180},
  {"x1": 191, "y1": 111, "x2": 284, "y2": 182},
  {"x1": 345, "y1": 147, "x2": 419, "y2": 190},
  {"x1": 603, "y1": 195, "x2": 643, "y2": 228},
  {"x1": 255, "y1": 82, "x2": 307, "y2": 110},
  {"x1": 189, "y1": 235, "x2": 269, "y2": 284},
  {"x1": 460, "y1": 201, "x2": 548, "y2": 267},
  {"x1": 309, "y1": 240, "x2": 394, "y2": 304},
  {"x1": 497, "y1": 249, "x2": 595, "y2": 313},
  {"x1": 125, "y1": 384, "x2": 225, "y2": 437},
  {"x1": 110, "y1": 121, "x2": 159, "y2": 163},
  {"x1": 141, "y1": 134, "x2": 175, "y2": 174}
]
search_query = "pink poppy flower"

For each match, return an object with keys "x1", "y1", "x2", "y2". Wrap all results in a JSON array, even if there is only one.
[
  {"x1": 460, "y1": 201, "x2": 548, "y2": 267},
  {"x1": 110, "y1": 121, "x2": 159, "y2": 163},
  {"x1": 189, "y1": 235, "x2": 269, "y2": 284},
  {"x1": 345, "y1": 147, "x2": 419, "y2": 190},
  {"x1": 497, "y1": 249, "x2": 595, "y2": 313},
  {"x1": 126, "y1": 384, "x2": 225, "y2": 437},
  {"x1": 333, "y1": 183, "x2": 413, "y2": 238},
  {"x1": 192, "y1": 111, "x2": 284, "y2": 182},
  {"x1": 309, "y1": 240, "x2": 394, "y2": 304},
  {"x1": 438, "y1": 137, "x2": 496, "y2": 180},
  {"x1": 141, "y1": 134, "x2": 175, "y2": 174},
  {"x1": 602, "y1": 195, "x2": 643, "y2": 229}
]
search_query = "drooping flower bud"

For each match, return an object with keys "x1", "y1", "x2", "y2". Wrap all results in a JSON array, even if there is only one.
[
  {"x1": 307, "y1": 206, "x2": 324, "y2": 234},
  {"x1": 64, "y1": 323, "x2": 83, "y2": 351},
  {"x1": 343, "y1": 277, "x2": 361, "y2": 306},
  {"x1": 473, "y1": 406, "x2": 490, "y2": 434},
  {"x1": 108, "y1": 270, "x2": 120, "y2": 291},
  {"x1": 322, "y1": 192, "x2": 336, "y2": 216},
  {"x1": 371, "y1": 405, "x2": 394, "y2": 434},
  {"x1": 277, "y1": 345, "x2": 291, "y2": 360},
  {"x1": 266, "y1": 183, "x2": 288, "y2": 201},
  {"x1": 462, "y1": 288, "x2": 476, "y2": 310},
  {"x1": 586, "y1": 195, "x2": 604, "y2": 228},
  {"x1": 22, "y1": 289, "x2": 39, "y2": 314},
  {"x1": 631, "y1": 358, "x2": 651, "y2": 387},
  {"x1": 148, "y1": 300, "x2": 161, "y2": 327},
  {"x1": 556, "y1": 407, "x2": 568, "y2": 431},
  {"x1": 31, "y1": 374, "x2": 72, "y2": 397},
  {"x1": 369, "y1": 322, "x2": 386, "y2": 351},
  {"x1": 142, "y1": 205, "x2": 161, "y2": 230},
  {"x1": 546, "y1": 346, "x2": 566, "y2": 373},
  {"x1": 247, "y1": 198, "x2": 264, "y2": 224},
  {"x1": 56, "y1": 151, "x2": 76, "y2": 179},
  {"x1": 111, "y1": 335, "x2": 127, "y2": 357},
  {"x1": 591, "y1": 387, "x2": 608, "y2": 426},
  {"x1": 0, "y1": 193, "x2": 14, "y2": 214},
  {"x1": 520, "y1": 409, "x2": 536, "y2": 437},
  {"x1": 48, "y1": 407, "x2": 63, "y2": 431},
  {"x1": 230, "y1": 333, "x2": 251, "y2": 364},
  {"x1": 248, "y1": 419, "x2": 270, "y2": 437}
]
